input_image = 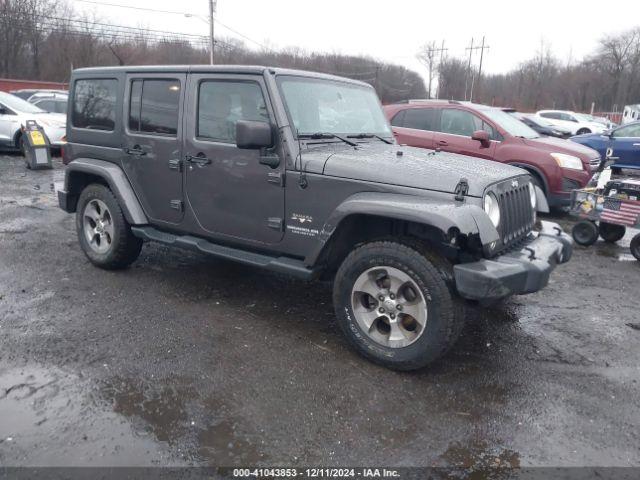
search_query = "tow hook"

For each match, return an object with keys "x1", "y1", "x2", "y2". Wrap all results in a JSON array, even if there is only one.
[{"x1": 524, "y1": 247, "x2": 536, "y2": 261}]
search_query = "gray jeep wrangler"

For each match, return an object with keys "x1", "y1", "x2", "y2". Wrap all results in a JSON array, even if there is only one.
[{"x1": 58, "y1": 66, "x2": 572, "y2": 370}]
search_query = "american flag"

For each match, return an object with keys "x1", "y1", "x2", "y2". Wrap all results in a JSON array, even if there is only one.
[{"x1": 601, "y1": 198, "x2": 640, "y2": 226}]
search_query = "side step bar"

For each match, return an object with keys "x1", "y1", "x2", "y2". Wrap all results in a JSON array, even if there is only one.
[{"x1": 131, "y1": 226, "x2": 318, "y2": 280}]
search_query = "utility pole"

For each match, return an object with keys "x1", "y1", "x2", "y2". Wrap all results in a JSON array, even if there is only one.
[
  {"x1": 464, "y1": 38, "x2": 474, "y2": 101},
  {"x1": 465, "y1": 36, "x2": 489, "y2": 102},
  {"x1": 208, "y1": 0, "x2": 217, "y2": 65},
  {"x1": 436, "y1": 39, "x2": 447, "y2": 98},
  {"x1": 417, "y1": 41, "x2": 447, "y2": 99}
]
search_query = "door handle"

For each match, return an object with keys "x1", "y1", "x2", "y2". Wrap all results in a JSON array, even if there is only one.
[
  {"x1": 437, "y1": 140, "x2": 449, "y2": 146},
  {"x1": 124, "y1": 145, "x2": 146, "y2": 156},
  {"x1": 185, "y1": 153, "x2": 212, "y2": 166}
]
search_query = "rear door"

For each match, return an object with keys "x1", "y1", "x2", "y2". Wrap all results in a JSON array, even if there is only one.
[
  {"x1": 390, "y1": 107, "x2": 437, "y2": 149},
  {"x1": 433, "y1": 107, "x2": 497, "y2": 160},
  {"x1": 122, "y1": 73, "x2": 186, "y2": 226},
  {"x1": 183, "y1": 73, "x2": 285, "y2": 245}
]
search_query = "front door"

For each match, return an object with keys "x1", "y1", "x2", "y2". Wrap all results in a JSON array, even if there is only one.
[
  {"x1": 609, "y1": 123, "x2": 640, "y2": 168},
  {"x1": 122, "y1": 73, "x2": 186, "y2": 225},
  {"x1": 183, "y1": 73, "x2": 285, "y2": 245},
  {"x1": 434, "y1": 107, "x2": 497, "y2": 160}
]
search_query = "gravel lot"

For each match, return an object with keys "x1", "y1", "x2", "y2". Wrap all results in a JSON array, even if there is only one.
[{"x1": 1, "y1": 153, "x2": 639, "y2": 470}]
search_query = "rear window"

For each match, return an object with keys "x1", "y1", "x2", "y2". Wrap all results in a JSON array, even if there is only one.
[
  {"x1": 72, "y1": 79, "x2": 117, "y2": 131},
  {"x1": 128, "y1": 79, "x2": 181, "y2": 136}
]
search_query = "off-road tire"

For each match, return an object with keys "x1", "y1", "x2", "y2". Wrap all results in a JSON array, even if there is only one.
[
  {"x1": 572, "y1": 220, "x2": 598, "y2": 246},
  {"x1": 76, "y1": 184, "x2": 142, "y2": 269},
  {"x1": 599, "y1": 222, "x2": 626, "y2": 243},
  {"x1": 333, "y1": 240, "x2": 463, "y2": 371}
]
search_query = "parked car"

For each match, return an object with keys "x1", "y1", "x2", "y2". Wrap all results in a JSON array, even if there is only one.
[
  {"x1": 57, "y1": 66, "x2": 572, "y2": 371},
  {"x1": 570, "y1": 121, "x2": 640, "y2": 171},
  {"x1": 9, "y1": 88, "x2": 68, "y2": 101},
  {"x1": 28, "y1": 92, "x2": 68, "y2": 114},
  {"x1": 536, "y1": 110, "x2": 607, "y2": 135},
  {"x1": 0, "y1": 91, "x2": 67, "y2": 151},
  {"x1": 503, "y1": 109, "x2": 571, "y2": 138},
  {"x1": 622, "y1": 104, "x2": 640, "y2": 125},
  {"x1": 384, "y1": 100, "x2": 601, "y2": 207}
]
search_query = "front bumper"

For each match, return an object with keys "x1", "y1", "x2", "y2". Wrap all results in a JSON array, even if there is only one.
[{"x1": 453, "y1": 221, "x2": 572, "y2": 302}]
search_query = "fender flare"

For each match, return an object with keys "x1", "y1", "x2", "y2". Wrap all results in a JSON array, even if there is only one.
[
  {"x1": 305, "y1": 192, "x2": 499, "y2": 266},
  {"x1": 63, "y1": 158, "x2": 148, "y2": 225}
]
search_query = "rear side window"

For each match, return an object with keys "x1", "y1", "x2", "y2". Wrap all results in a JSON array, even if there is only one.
[
  {"x1": 128, "y1": 79, "x2": 181, "y2": 136},
  {"x1": 72, "y1": 79, "x2": 117, "y2": 131},
  {"x1": 402, "y1": 108, "x2": 436, "y2": 131},
  {"x1": 197, "y1": 80, "x2": 269, "y2": 144}
]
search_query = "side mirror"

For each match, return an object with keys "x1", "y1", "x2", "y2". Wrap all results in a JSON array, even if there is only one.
[
  {"x1": 236, "y1": 120, "x2": 273, "y2": 149},
  {"x1": 471, "y1": 129, "x2": 490, "y2": 147}
]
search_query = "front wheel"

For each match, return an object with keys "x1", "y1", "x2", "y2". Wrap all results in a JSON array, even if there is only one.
[
  {"x1": 630, "y1": 234, "x2": 640, "y2": 261},
  {"x1": 572, "y1": 220, "x2": 598, "y2": 246},
  {"x1": 333, "y1": 240, "x2": 463, "y2": 371},
  {"x1": 76, "y1": 184, "x2": 142, "y2": 269},
  {"x1": 576, "y1": 128, "x2": 591, "y2": 135}
]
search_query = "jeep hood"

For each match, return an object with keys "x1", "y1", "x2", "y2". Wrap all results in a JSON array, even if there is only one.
[{"x1": 301, "y1": 143, "x2": 525, "y2": 197}]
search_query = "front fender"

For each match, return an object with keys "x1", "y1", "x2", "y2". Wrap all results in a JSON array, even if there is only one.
[{"x1": 306, "y1": 192, "x2": 499, "y2": 266}]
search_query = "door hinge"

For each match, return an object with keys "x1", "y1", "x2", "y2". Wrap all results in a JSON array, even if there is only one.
[
  {"x1": 267, "y1": 171, "x2": 285, "y2": 187},
  {"x1": 454, "y1": 177, "x2": 469, "y2": 201},
  {"x1": 170, "y1": 200, "x2": 183, "y2": 211},
  {"x1": 168, "y1": 159, "x2": 182, "y2": 171},
  {"x1": 267, "y1": 217, "x2": 283, "y2": 231}
]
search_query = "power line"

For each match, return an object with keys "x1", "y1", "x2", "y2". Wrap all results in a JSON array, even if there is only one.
[{"x1": 71, "y1": 0, "x2": 271, "y2": 51}]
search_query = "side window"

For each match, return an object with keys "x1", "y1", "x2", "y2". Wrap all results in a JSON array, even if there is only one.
[
  {"x1": 440, "y1": 109, "x2": 478, "y2": 137},
  {"x1": 390, "y1": 110, "x2": 405, "y2": 127},
  {"x1": 35, "y1": 99, "x2": 55, "y2": 111},
  {"x1": 402, "y1": 108, "x2": 436, "y2": 131},
  {"x1": 197, "y1": 80, "x2": 269, "y2": 144},
  {"x1": 128, "y1": 79, "x2": 180, "y2": 136},
  {"x1": 54, "y1": 100, "x2": 67, "y2": 114},
  {"x1": 613, "y1": 124, "x2": 640, "y2": 138},
  {"x1": 541, "y1": 112, "x2": 558, "y2": 120},
  {"x1": 72, "y1": 78, "x2": 117, "y2": 131}
]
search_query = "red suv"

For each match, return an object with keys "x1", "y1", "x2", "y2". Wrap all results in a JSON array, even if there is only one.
[{"x1": 384, "y1": 100, "x2": 601, "y2": 207}]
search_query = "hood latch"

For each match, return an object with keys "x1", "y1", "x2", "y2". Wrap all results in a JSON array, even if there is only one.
[{"x1": 454, "y1": 177, "x2": 469, "y2": 202}]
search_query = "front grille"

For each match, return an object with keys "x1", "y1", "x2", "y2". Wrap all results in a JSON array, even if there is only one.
[{"x1": 492, "y1": 177, "x2": 535, "y2": 251}]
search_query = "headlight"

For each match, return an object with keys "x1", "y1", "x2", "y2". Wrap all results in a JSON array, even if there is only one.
[
  {"x1": 550, "y1": 153, "x2": 583, "y2": 171},
  {"x1": 483, "y1": 192, "x2": 501, "y2": 227},
  {"x1": 528, "y1": 181, "x2": 537, "y2": 209}
]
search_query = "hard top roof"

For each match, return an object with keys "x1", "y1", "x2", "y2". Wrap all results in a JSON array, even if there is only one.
[{"x1": 72, "y1": 65, "x2": 370, "y2": 87}]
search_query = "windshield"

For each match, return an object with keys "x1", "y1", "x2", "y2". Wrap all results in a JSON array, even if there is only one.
[
  {"x1": 482, "y1": 108, "x2": 539, "y2": 138},
  {"x1": 574, "y1": 113, "x2": 594, "y2": 122},
  {"x1": 277, "y1": 76, "x2": 391, "y2": 138},
  {"x1": 0, "y1": 91, "x2": 45, "y2": 114},
  {"x1": 523, "y1": 114, "x2": 555, "y2": 127}
]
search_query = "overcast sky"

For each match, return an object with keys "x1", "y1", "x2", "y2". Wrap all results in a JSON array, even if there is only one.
[{"x1": 75, "y1": 0, "x2": 640, "y2": 80}]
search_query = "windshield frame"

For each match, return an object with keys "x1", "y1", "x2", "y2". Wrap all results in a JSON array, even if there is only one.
[
  {"x1": 275, "y1": 74, "x2": 392, "y2": 140},
  {"x1": 0, "y1": 91, "x2": 45, "y2": 114}
]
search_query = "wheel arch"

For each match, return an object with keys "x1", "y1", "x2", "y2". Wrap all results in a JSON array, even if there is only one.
[
  {"x1": 507, "y1": 161, "x2": 549, "y2": 194},
  {"x1": 62, "y1": 159, "x2": 147, "y2": 225},
  {"x1": 307, "y1": 192, "x2": 499, "y2": 275}
]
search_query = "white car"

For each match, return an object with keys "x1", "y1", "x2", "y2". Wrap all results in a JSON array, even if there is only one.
[
  {"x1": 536, "y1": 110, "x2": 607, "y2": 136},
  {"x1": 0, "y1": 91, "x2": 66, "y2": 151}
]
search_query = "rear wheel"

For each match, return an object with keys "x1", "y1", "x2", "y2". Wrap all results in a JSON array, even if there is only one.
[
  {"x1": 577, "y1": 128, "x2": 591, "y2": 135},
  {"x1": 572, "y1": 220, "x2": 599, "y2": 246},
  {"x1": 76, "y1": 184, "x2": 142, "y2": 269},
  {"x1": 599, "y1": 222, "x2": 626, "y2": 243},
  {"x1": 630, "y1": 234, "x2": 640, "y2": 261},
  {"x1": 333, "y1": 240, "x2": 463, "y2": 371}
]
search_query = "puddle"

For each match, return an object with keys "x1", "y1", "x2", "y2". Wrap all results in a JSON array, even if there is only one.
[
  {"x1": 438, "y1": 440, "x2": 520, "y2": 477},
  {"x1": 100, "y1": 378, "x2": 268, "y2": 466},
  {"x1": 0, "y1": 365, "x2": 177, "y2": 466}
]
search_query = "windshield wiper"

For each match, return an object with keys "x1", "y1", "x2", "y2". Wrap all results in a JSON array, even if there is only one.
[
  {"x1": 347, "y1": 133, "x2": 393, "y2": 144},
  {"x1": 298, "y1": 132, "x2": 357, "y2": 147}
]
